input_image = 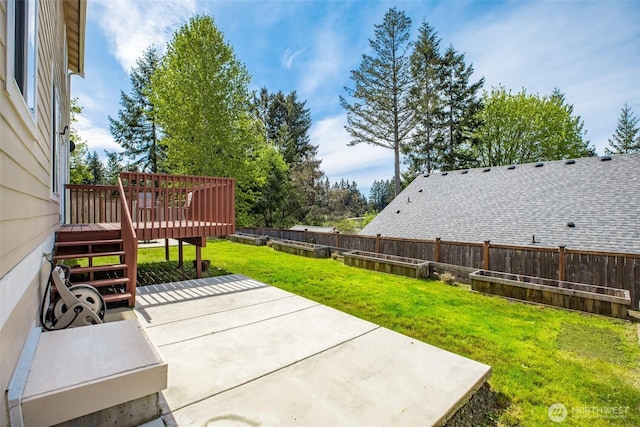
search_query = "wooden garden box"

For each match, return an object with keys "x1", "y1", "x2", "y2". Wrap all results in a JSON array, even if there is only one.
[
  {"x1": 469, "y1": 270, "x2": 631, "y2": 319},
  {"x1": 228, "y1": 232, "x2": 269, "y2": 246},
  {"x1": 343, "y1": 250, "x2": 430, "y2": 279},
  {"x1": 272, "y1": 239, "x2": 331, "y2": 258}
]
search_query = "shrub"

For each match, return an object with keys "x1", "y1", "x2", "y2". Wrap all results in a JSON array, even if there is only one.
[{"x1": 439, "y1": 272, "x2": 457, "y2": 286}]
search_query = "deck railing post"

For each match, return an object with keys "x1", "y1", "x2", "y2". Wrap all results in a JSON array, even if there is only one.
[
  {"x1": 435, "y1": 237, "x2": 441, "y2": 263},
  {"x1": 376, "y1": 234, "x2": 381, "y2": 253}
]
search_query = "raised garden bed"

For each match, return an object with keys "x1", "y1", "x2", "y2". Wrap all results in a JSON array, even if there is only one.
[
  {"x1": 469, "y1": 270, "x2": 631, "y2": 319},
  {"x1": 227, "y1": 232, "x2": 269, "y2": 246},
  {"x1": 272, "y1": 239, "x2": 331, "y2": 258},
  {"x1": 343, "y1": 250, "x2": 430, "y2": 279}
]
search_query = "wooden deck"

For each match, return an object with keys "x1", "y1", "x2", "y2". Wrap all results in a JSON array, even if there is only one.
[{"x1": 55, "y1": 173, "x2": 236, "y2": 307}]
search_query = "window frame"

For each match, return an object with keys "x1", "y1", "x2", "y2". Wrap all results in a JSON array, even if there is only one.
[
  {"x1": 50, "y1": 83, "x2": 63, "y2": 200},
  {"x1": 5, "y1": 0, "x2": 39, "y2": 136}
]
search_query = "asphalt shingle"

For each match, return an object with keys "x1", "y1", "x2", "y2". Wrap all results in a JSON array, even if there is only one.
[{"x1": 360, "y1": 153, "x2": 640, "y2": 254}]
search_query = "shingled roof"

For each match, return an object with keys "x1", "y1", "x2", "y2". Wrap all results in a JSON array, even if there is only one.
[{"x1": 360, "y1": 153, "x2": 640, "y2": 254}]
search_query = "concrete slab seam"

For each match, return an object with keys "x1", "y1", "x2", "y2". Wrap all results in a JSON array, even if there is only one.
[
  {"x1": 142, "y1": 295, "x2": 299, "y2": 329},
  {"x1": 156, "y1": 303, "x2": 324, "y2": 348}
]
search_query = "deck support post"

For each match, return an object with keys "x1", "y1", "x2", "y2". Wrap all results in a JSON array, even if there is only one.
[
  {"x1": 196, "y1": 245, "x2": 202, "y2": 278},
  {"x1": 165, "y1": 239, "x2": 170, "y2": 261},
  {"x1": 178, "y1": 240, "x2": 184, "y2": 267}
]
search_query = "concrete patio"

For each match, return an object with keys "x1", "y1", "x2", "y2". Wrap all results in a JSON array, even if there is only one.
[{"x1": 134, "y1": 275, "x2": 492, "y2": 426}]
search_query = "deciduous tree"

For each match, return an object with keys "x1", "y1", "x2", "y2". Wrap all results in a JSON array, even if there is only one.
[
  {"x1": 151, "y1": 15, "x2": 262, "y2": 223},
  {"x1": 473, "y1": 86, "x2": 594, "y2": 166}
]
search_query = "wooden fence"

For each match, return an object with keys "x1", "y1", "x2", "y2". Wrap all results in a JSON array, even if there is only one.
[{"x1": 240, "y1": 227, "x2": 640, "y2": 310}]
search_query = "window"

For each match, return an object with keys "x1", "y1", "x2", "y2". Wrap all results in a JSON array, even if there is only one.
[{"x1": 9, "y1": 0, "x2": 38, "y2": 115}]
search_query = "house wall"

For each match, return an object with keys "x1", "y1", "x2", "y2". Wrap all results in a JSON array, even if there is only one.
[{"x1": 0, "y1": 0, "x2": 74, "y2": 424}]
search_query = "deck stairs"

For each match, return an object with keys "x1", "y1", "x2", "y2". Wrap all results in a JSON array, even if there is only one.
[{"x1": 53, "y1": 227, "x2": 135, "y2": 307}]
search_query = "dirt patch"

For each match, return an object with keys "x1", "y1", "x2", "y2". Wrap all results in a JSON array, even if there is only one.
[
  {"x1": 444, "y1": 383, "x2": 508, "y2": 427},
  {"x1": 136, "y1": 261, "x2": 231, "y2": 287}
]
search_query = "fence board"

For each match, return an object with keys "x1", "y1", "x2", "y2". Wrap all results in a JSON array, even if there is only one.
[{"x1": 239, "y1": 228, "x2": 640, "y2": 309}]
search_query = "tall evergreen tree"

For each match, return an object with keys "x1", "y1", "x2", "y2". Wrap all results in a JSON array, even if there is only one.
[
  {"x1": 369, "y1": 179, "x2": 394, "y2": 212},
  {"x1": 109, "y1": 46, "x2": 164, "y2": 173},
  {"x1": 104, "y1": 151, "x2": 124, "y2": 185},
  {"x1": 438, "y1": 46, "x2": 484, "y2": 170},
  {"x1": 405, "y1": 21, "x2": 444, "y2": 175},
  {"x1": 251, "y1": 87, "x2": 325, "y2": 224},
  {"x1": 605, "y1": 103, "x2": 640, "y2": 155},
  {"x1": 86, "y1": 151, "x2": 106, "y2": 185},
  {"x1": 340, "y1": 7, "x2": 415, "y2": 197},
  {"x1": 267, "y1": 90, "x2": 314, "y2": 166}
]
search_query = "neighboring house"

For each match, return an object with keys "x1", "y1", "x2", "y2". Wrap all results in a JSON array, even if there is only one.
[
  {"x1": 290, "y1": 225, "x2": 336, "y2": 234},
  {"x1": 361, "y1": 153, "x2": 640, "y2": 254},
  {"x1": 0, "y1": 0, "x2": 85, "y2": 424}
]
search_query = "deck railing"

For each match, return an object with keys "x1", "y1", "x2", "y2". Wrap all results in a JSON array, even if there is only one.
[
  {"x1": 119, "y1": 172, "x2": 235, "y2": 241},
  {"x1": 66, "y1": 184, "x2": 121, "y2": 223},
  {"x1": 65, "y1": 173, "x2": 236, "y2": 242}
]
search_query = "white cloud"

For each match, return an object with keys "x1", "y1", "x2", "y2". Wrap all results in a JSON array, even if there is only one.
[
  {"x1": 281, "y1": 48, "x2": 306, "y2": 69},
  {"x1": 74, "y1": 115, "x2": 119, "y2": 157},
  {"x1": 312, "y1": 114, "x2": 393, "y2": 189},
  {"x1": 453, "y1": 1, "x2": 640, "y2": 153},
  {"x1": 93, "y1": 0, "x2": 197, "y2": 72}
]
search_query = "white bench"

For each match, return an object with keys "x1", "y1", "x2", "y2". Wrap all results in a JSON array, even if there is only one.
[{"x1": 8, "y1": 319, "x2": 167, "y2": 427}]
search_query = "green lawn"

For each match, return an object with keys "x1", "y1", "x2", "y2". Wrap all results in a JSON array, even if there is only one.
[{"x1": 138, "y1": 239, "x2": 640, "y2": 426}]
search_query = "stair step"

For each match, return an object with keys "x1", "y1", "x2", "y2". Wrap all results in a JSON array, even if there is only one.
[
  {"x1": 102, "y1": 292, "x2": 134, "y2": 304},
  {"x1": 73, "y1": 277, "x2": 130, "y2": 288},
  {"x1": 55, "y1": 239, "x2": 123, "y2": 247},
  {"x1": 54, "y1": 251, "x2": 125, "y2": 260},
  {"x1": 70, "y1": 264, "x2": 127, "y2": 274}
]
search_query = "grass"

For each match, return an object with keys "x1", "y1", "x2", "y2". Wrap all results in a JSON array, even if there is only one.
[{"x1": 137, "y1": 239, "x2": 640, "y2": 426}]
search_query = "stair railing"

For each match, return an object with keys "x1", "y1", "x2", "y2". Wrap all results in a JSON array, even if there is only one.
[{"x1": 118, "y1": 177, "x2": 138, "y2": 306}]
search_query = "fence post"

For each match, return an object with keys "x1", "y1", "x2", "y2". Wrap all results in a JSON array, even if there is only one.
[
  {"x1": 559, "y1": 246, "x2": 566, "y2": 281},
  {"x1": 376, "y1": 234, "x2": 381, "y2": 253},
  {"x1": 335, "y1": 231, "x2": 340, "y2": 249},
  {"x1": 304, "y1": 228, "x2": 308, "y2": 243},
  {"x1": 483, "y1": 240, "x2": 490, "y2": 270},
  {"x1": 435, "y1": 237, "x2": 441, "y2": 263}
]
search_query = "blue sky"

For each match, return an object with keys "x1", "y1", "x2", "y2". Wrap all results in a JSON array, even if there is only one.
[{"x1": 72, "y1": 0, "x2": 640, "y2": 196}]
